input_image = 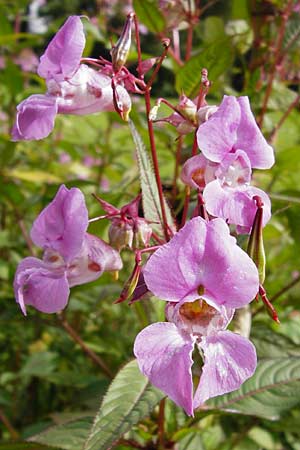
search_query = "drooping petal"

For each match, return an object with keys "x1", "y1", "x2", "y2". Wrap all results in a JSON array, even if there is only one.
[
  {"x1": 30, "y1": 185, "x2": 88, "y2": 262},
  {"x1": 143, "y1": 217, "x2": 208, "y2": 303},
  {"x1": 14, "y1": 257, "x2": 69, "y2": 314},
  {"x1": 67, "y1": 233, "x2": 123, "y2": 287},
  {"x1": 194, "y1": 330, "x2": 257, "y2": 407},
  {"x1": 200, "y1": 218, "x2": 259, "y2": 309},
  {"x1": 38, "y1": 16, "x2": 85, "y2": 81},
  {"x1": 11, "y1": 94, "x2": 58, "y2": 141},
  {"x1": 197, "y1": 96, "x2": 241, "y2": 163},
  {"x1": 235, "y1": 97, "x2": 275, "y2": 169},
  {"x1": 203, "y1": 181, "x2": 271, "y2": 232},
  {"x1": 134, "y1": 322, "x2": 195, "y2": 416}
]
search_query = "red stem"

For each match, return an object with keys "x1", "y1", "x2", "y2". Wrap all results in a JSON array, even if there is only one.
[
  {"x1": 257, "y1": 0, "x2": 294, "y2": 127},
  {"x1": 180, "y1": 186, "x2": 191, "y2": 228}
]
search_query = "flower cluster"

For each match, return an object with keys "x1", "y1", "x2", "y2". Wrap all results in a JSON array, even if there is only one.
[{"x1": 12, "y1": 12, "x2": 275, "y2": 418}]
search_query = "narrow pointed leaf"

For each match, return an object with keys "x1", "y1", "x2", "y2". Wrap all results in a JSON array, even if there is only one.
[
  {"x1": 128, "y1": 119, "x2": 175, "y2": 235},
  {"x1": 83, "y1": 360, "x2": 164, "y2": 450},
  {"x1": 200, "y1": 357, "x2": 300, "y2": 419}
]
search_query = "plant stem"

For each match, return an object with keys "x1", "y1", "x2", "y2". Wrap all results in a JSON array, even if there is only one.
[
  {"x1": 57, "y1": 312, "x2": 113, "y2": 378},
  {"x1": 269, "y1": 93, "x2": 300, "y2": 143},
  {"x1": 0, "y1": 408, "x2": 19, "y2": 440},
  {"x1": 257, "y1": 0, "x2": 294, "y2": 127},
  {"x1": 144, "y1": 88, "x2": 170, "y2": 241},
  {"x1": 172, "y1": 135, "x2": 183, "y2": 202},
  {"x1": 158, "y1": 398, "x2": 166, "y2": 449},
  {"x1": 180, "y1": 186, "x2": 191, "y2": 228}
]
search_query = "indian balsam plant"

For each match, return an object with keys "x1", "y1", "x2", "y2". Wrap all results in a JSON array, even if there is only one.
[{"x1": 2, "y1": 1, "x2": 300, "y2": 449}]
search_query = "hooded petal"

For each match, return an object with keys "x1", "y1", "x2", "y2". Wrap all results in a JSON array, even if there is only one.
[
  {"x1": 12, "y1": 94, "x2": 58, "y2": 141},
  {"x1": 67, "y1": 233, "x2": 123, "y2": 287},
  {"x1": 38, "y1": 16, "x2": 85, "y2": 81},
  {"x1": 134, "y1": 322, "x2": 195, "y2": 416},
  {"x1": 194, "y1": 330, "x2": 257, "y2": 407},
  {"x1": 14, "y1": 257, "x2": 69, "y2": 315},
  {"x1": 235, "y1": 97, "x2": 275, "y2": 169},
  {"x1": 144, "y1": 217, "x2": 259, "y2": 309},
  {"x1": 203, "y1": 181, "x2": 271, "y2": 232},
  {"x1": 30, "y1": 185, "x2": 88, "y2": 262},
  {"x1": 197, "y1": 96, "x2": 241, "y2": 163}
]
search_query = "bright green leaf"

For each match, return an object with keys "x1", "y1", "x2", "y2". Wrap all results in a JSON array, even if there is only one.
[
  {"x1": 201, "y1": 357, "x2": 300, "y2": 419},
  {"x1": 83, "y1": 359, "x2": 165, "y2": 450},
  {"x1": 175, "y1": 40, "x2": 233, "y2": 97},
  {"x1": 133, "y1": 0, "x2": 166, "y2": 33}
]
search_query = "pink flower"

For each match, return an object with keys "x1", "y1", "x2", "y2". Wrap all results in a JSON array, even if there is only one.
[
  {"x1": 197, "y1": 95, "x2": 275, "y2": 169},
  {"x1": 12, "y1": 16, "x2": 131, "y2": 141},
  {"x1": 14, "y1": 185, "x2": 122, "y2": 314},
  {"x1": 134, "y1": 300, "x2": 256, "y2": 415},
  {"x1": 134, "y1": 218, "x2": 258, "y2": 414}
]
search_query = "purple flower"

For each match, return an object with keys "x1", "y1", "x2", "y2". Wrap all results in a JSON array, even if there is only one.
[
  {"x1": 134, "y1": 300, "x2": 257, "y2": 416},
  {"x1": 197, "y1": 96, "x2": 275, "y2": 169},
  {"x1": 143, "y1": 217, "x2": 259, "y2": 311},
  {"x1": 134, "y1": 217, "x2": 258, "y2": 414},
  {"x1": 12, "y1": 16, "x2": 131, "y2": 141},
  {"x1": 14, "y1": 185, "x2": 123, "y2": 314}
]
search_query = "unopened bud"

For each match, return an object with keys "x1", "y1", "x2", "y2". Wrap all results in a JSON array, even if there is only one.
[
  {"x1": 133, "y1": 218, "x2": 152, "y2": 249},
  {"x1": 247, "y1": 196, "x2": 266, "y2": 284},
  {"x1": 111, "y1": 12, "x2": 134, "y2": 73},
  {"x1": 109, "y1": 219, "x2": 134, "y2": 251},
  {"x1": 177, "y1": 94, "x2": 198, "y2": 126}
]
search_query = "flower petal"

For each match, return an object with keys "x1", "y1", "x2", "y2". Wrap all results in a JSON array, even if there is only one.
[
  {"x1": 14, "y1": 257, "x2": 69, "y2": 314},
  {"x1": 203, "y1": 181, "x2": 271, "y2": 231},
  {"x1": 236, "y1": 97, "x2": 275, "y2": 169},
  {"x1": 201, "y1": 218, "x2": 259, "y2": 309},
  {"x1": 67, "y1": 233, "x2": 123, "y2": 287},
  {"x1": 134, "y1": 322, "x2": 195, "y2": 416},
  {"x1": 194, "y1": 330, "x2": 257, "y2": 407},
  {"x1": 12, "y1": 94, "x2": 58, "y2": 141},
  {"x1": 38, "y1": 16, "x2": 85, "y2": 81},
  {"x1": 144, "y1": 217, "x2": 259, "y2": 309},
  {"x1": 197, "y1": 96, "x2": 241, "y2": 163},
  {"x1": 30, "y1": 185, "x2": 88, "y2": 262},
  {"x1": 181, "y1": 154, "x2": 217, "y2": 189},
  {"x1": 143, "y1": 217, "x2": 208, "y2": 303}
]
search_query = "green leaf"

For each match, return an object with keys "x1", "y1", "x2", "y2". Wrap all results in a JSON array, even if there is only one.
[
  {"x1": 29, "y1": 417, "x2": 93, "y2": 450},
  {"x1": 83, "y1": 359, "x2": 165, "y2": 450},
  {"x1": 0, "y1": 444, "x2": 53, "y2": 450},
  {"x1": 201, "y1": 357, "x2": 300, "y2": 419},
  {"x1": 175, "y1": 40, "x2": 233, "y2": 97},
  {"x1": 133, "y1": 0, "x2": 166, "y2": 33},
  {"x1": 128, "y1": 119, "x2": 175, "y2": 235}
]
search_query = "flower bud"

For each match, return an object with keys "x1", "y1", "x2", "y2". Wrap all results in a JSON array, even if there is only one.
[
  {"x1": 111, "y1": 12, "x2": 134, "y2": 73},
  {"x1": 247, "y1": 196, "x2": 266, "y2": 284},
  {"x1": 133, "y1": 218, "x2": 152, "y2": 249},
  {"x1": 109, "y1": 219, "x2": 134, "y2": 251},
  {"x1": 176, "y1": 94, "x2": 198, "y2": 126}
]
